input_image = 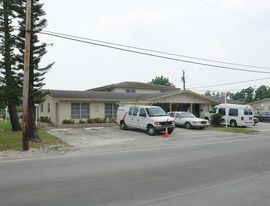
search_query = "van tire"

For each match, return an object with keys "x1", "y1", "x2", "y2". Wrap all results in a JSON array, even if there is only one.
[
  {"x1": 120, "y1": 121, "x2": 127, "y2": 130},
  {"x1": 168, "y1": 128, "x2": 173, "y2": 134},
  {"x1": 147, "y1": 125, "x2": 156, "y2": 135},
  {"x1": 185, "y1": 122, "x2": 192, "y2": 129},
  {"x1": 230, "y1": 120, "x2": 237, "y2": 127}
]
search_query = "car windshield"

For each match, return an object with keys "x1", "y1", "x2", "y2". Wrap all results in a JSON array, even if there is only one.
[
  {"x1": 146, "y1": 108, "x2": 167, "y2": 117},
  {"x1": 181, "y1": 112, "x2": 196, "y2": 118}
]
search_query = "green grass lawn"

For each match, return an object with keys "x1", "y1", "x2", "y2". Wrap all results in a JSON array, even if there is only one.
[
  {"x1": 0, "y1": 120, "x2": 71, "y2": 151},
  {"x1": 207, "y1": 126, "x2": 258, "y2": 133}
]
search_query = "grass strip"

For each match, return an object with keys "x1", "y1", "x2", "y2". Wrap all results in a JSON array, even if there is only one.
[{"x1": 207, "y1": 126, "x2": 258, "y2": 133}]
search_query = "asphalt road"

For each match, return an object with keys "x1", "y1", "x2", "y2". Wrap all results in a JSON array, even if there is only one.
[{"x1": 1, "y1": 133, "x2": 270, "y2": 206}]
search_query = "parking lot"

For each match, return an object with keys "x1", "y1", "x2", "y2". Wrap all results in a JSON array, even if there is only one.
[{"x1": 47, "y1": 122, "x2": 269, "y2": 155}]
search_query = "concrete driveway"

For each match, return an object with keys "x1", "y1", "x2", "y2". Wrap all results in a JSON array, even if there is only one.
[{"x1": 46, "y1": 122, "x2": 269, "y2": 155}]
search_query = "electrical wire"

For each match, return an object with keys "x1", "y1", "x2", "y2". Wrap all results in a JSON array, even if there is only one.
[
  {"x1": 39, "y1": 29, "x2": 270, "y2": 70},
  {"x1": 189, "y1": 77, "x2": 270, "y2": 89}
]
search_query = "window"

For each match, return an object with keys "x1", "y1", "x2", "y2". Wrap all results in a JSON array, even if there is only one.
[
  {"x1": 126, "y1": 89, "x2": 136, "y2": 93},
  {"x1": 218, "y1": 108, "x2": 225, "y2": 115},
  {"x1": 244, "y1": 109, "x2": 248, "y2": 115},
  {"x1": 175, "y1": 113, "x2": 181, "y2": 118},
  {"x1": 47, "y1": 103, "x2": 50, "y2": 113},
  {"x1": 105, "y1": 103, "x2": 119, "y2": 118},
  {"x1": 133, "y1": 108, "x2": 139, "y2": 116},
  {"x1": 210, "y1": 107, "x2": 217, "y2": 113},
  {"x1": 71, "y1": 103, "x2": 89, "y2": 119},
  {"x1": 128, "y1": 107, "x2": 133, "y2": 115},
  {"x1": 40, "y1": 104, "x2": 43, "y2": 113},
  {"x1": 229, "y1": 109, "x2": 238, "y2": 116},
  {"x1": 139, "y1": 108, "x2": 146, "y2": 117},
  {"x1": 169, "y1": 113, "x2": 175, "y2": 118},
  {"x1": 248, "y1": 109, "x2": 253, "y2": 115}
]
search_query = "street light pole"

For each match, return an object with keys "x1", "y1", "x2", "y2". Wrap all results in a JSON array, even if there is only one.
[{"x1": 22, "y1": 0, "x2": 32, "y2": 151}]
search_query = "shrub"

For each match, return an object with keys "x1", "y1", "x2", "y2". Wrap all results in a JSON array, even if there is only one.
[
  {"x1": 62, "y1": 119, "x2": 74, "y2": 124},
  {"x1": 79, "y1": 120, "x2": 85, "y2": 124},
  {"x1": 87, "y1": 119, "x2": 92, "y2": 123},
  {"x1": 109, "y1": 118, "x2": 116, "y2": 123},
  {"x1": 103, "y1": 118, "x2": 107, "y2": 123},
  {"x1": 92, "y1": 118, "x2": 102, "y2": 123},
  {"x1": 40, "y1": 116, "x2": 52, "y2": 123},
  {"x1": 210, "y1": 113, "x2": 224, "y2": 127}
]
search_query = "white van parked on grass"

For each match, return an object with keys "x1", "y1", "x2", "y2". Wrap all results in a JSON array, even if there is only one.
[
  {"x1": 116, "y1": 105, "x2": 175, "y2": 135},
  {"x1": 204, "y1": 104, "x2": 254, "y2": 127}
]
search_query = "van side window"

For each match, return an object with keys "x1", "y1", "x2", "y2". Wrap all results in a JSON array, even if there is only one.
[
  {"x1": 229, "y1": 109, "x2": 238, "y2": 116},
  {"x1": 133, "y1": 108, "x2": 139, "y2": 116},
  {"x1": 139, "y1": 108, "x2": 146, "y2": 117},
  {"x1": 128, "y1": 107, "x2": 133, "y2": 115},
  {"x1": 210, "y1": 107, "x2": 217, "y2": 113},
  {"x1": 218, "y1": 108, "x2": 225, "y2": 115}
]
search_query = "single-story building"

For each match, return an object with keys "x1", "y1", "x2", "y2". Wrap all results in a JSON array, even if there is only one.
[
  {"x1": 249, "y1": 98, "x2": 270, "y2": 114},
  {"x1": 39, "y1": 81, "x2": 238, "y2": 127}
]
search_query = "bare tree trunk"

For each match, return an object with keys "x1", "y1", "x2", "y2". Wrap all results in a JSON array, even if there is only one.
[
  {"x1": 27, "y1": 103, "x2": 41, "y2": 142},
  {"x1": 8, "y1": 105, "x2": 21, "y2": 131}
]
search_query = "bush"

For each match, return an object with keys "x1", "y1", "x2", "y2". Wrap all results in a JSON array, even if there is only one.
[
  {"x1": 109, "y1": 118, "x2": 116, "y2": 123},
  {"x1": 87, "y1": 119, "x2": 92, "y2": 123},
  {"x1": 92, "y1": 118, "x2": 102, "y2": 123},
  {"x1": 62, "y1": 119, "x2": 74, "y2": 124},
  {"x1": 40, "y1": 116, "x2": 52, "y2": 123},
  {"x1": 210, "y1": 113, "x2": 224, "y2": 127},
  {"x1": 79, "y1": 120, "x2": 85, "y2": 124}
]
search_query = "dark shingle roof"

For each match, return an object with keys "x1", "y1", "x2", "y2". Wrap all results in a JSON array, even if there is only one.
[
  {"x1": 205, "y1": 96, "x2": 243, "y2": 104},
  {"x1": 87, "y1": 81, "x2": 180, "y2": 92},
  {"x1": 44, "y1": 89, "x2": 176, "y2": 101}
]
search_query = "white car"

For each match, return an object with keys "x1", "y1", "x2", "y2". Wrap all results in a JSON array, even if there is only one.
[{"x1": 168, "y1": 111, "x2": 210, "y2": 129}]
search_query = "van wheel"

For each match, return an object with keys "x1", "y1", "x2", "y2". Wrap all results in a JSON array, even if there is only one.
[
  {"x1": 168, "y1": 128, "x2": 173, "y2": 134},
  {"x1": 147, "y1": 125, "x2": 156, "y2": 136},
  {"x1": 185, "y1": 122, "x2": 192, "y2": 129},
  {"x1": 230, "y1": 120, "x2": 237, "y2": 127},
  {"x1": 120, "y1": 121, "x2": 127, "y2": 130}
]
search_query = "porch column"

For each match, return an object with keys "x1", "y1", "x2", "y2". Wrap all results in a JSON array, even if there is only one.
[
  {"x1": 170, "y1": 103, "x2": 172, "y2": 112},
  {"x1": 190, "y1": 103, "x2": 193, "y2": 113}
]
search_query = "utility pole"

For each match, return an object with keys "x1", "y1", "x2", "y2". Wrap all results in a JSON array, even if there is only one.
[
  {"x1": 22, "y1": 0, "x2": 32, "y2": 151},
  {"x1": 182, "y1": 70, "x2": 186, "y2": 90}
]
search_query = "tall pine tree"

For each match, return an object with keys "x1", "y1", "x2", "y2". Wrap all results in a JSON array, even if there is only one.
[
  {"x1": 15, "y1": 0, "x2": 54, "y2": 141},
  {"x1": 0, "y1": 0, "x2": 22, "y2": 131}
]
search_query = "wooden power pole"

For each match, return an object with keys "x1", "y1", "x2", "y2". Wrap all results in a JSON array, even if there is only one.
[
  {"x1": 22, "y1": 0, "x2": 32, "y2": 151},
  {"x1": 182, "y1": 70, "x2": 186, "y2": 90}
]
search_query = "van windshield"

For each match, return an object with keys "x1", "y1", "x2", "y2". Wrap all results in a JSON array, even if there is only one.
[{"x1": 146, "y1": 108, "x2": 167, "y2": 117}]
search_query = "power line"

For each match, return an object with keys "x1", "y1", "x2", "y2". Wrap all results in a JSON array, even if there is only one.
[
  {"x1": 197, "y1": 0, "x2": 270, "y2": 28},
  {"x1": 188, "y1": 77, "x2": 270, "y2": 89},
  {"x1": 38, "y1": 30, "x2": 270, "y2": 74},
  {"x1": 39, "y1": 29, "x2": 270, "y2": 70}
]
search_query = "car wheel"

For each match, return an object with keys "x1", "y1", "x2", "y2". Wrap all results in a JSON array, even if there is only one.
[
  {"x1": 230, "y1": 120, "x2": 237, "y2": 127},
  {"x1": 147, "y1": 125, "x2": 156, "y2": 136},
  {"x1": 185, "y1": 122, "x2": 192, "y2": 129},
  {"x1": 120, "y1": 121, "x2": 127, "y2": 130}
]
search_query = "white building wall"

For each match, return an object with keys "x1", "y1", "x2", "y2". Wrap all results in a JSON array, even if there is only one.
[
  {"x1": 90, "y1": 102, "x2": 105, "y2": 119},
  {"x1": 39, "y1": 95, "x2": 57, "y2": 124}
]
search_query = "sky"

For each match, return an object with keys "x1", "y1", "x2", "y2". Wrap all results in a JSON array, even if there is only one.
[{"x1": 39, "y1": 0, "x2": 270, "y2": 94}]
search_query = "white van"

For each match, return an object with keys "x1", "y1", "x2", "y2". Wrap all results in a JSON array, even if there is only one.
[
  {"x1": 204, "y1": 104, "x2": 254, "y2": 127},
  {"x1": 116, "y1": 105, "x2": 175, "y2": 135}
]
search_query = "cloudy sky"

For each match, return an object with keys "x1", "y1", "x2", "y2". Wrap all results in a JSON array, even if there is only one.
[{"x1": 39, "y1": 0, "x2": 270, "y2": 93}]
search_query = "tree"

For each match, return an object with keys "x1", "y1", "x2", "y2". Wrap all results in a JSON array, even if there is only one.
[
  {"x1": 204, "y1": 90, "x2": 211, "y2": 96},
  {"x1": 254, "y1": 85, "x2": 270, "y2": 101},
  {"x1": 149, "y1": 76, "x2": 175, "y2": 87},
  {"x1": 231, "y1": 86, "x2": 254, "y2": 103},
  {"x1": 15, "y1": 0, "x2": 54, "y2": 141},
  {"x1": 0, "y1": 0, "x2": 22, "y2": 131}
]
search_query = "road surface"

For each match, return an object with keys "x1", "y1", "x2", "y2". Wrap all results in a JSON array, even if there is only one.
[{"x1": 1, "y1": 135, "x2": 270, "y2": 206}]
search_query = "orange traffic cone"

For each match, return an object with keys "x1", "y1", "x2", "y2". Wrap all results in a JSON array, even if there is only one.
[{"x1": 164, "y1": 126, "x2": 169, "y2": 138}]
